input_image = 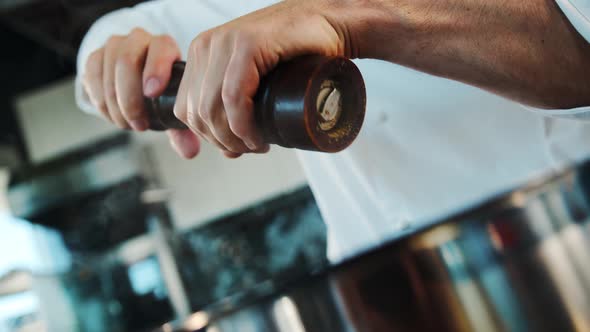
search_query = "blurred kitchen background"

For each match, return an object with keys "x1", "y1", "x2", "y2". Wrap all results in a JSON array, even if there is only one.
[{"x1": 0, "y1": 1, "x2": 328, "y2": 331}]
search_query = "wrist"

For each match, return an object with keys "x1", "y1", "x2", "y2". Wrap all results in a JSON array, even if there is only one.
[{"x1": 320, "y1": 0, "x2": 426, "y2": 60}]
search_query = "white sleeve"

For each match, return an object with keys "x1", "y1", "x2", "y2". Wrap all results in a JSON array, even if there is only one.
[
  {"x1": 75, "y1": 0, "x2": 277, "y2": 115},
  {"x1": 525, "y1": 0, "x2": 590, "y2": 121}
]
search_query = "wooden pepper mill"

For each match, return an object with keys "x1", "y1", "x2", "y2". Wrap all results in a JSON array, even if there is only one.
[{"x1": 144, "y1": 55, "x2": 366, "y2": 153}]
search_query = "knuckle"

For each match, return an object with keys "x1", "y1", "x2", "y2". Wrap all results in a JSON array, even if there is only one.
[
  {"x1": 83, "y1": 69, "x2": 97, "y2": 83},
  {"x1": 233, "y1": 29, "x2": 252, "y2": 43},
  {"x1": 87, "y1": 49, "x2": 103, "y2": 64},
  {"x1": 156, "y1": 34, "x2": 176, "y2": 46},
  {"x1": 221, "y1": 140, "x2": 238, "y2": 152},
  {"x1": 120, "y1": 96, "x2": 142, "y2": 116},
  {"x1": 190, "y1": 32, "x2": 212, "y2": 55},
  {"x1": 194, "y1": 120, "x2": 207, "y2": 134},
  {"x1": 98, "y1": 106, "x2": 110, "y2": 119},
  {"x1": 233, "y1": 30, "x2": 257, "y2": 49},
  {"x1": 85, "y1": 51, "x2": 103, "y2": 76},
  {"x1": 116, "y1": 117, "x2": 130, "y2": 129},
  {"x1": 216, "y1": 131, "x2": 230, "y2": 143},
  {"x1": 150, "y1": 55, "x2": 174, "y2": 71},
  {"x1": 197, "y1": 93, "x2": 216, "y2": 122},
  {"x1": 116, "y1": 53, "x2": 142, "y2": 70},
  {"x1": 106, "y1": 35, "x2": 123, "y2": 47},
  {"x1": 97, "y1": 101, "x2": 108, "y2": 114},
  {"x1": 187, "y1": 109, "x2": 201, "y2": 128},
  {"x1": 130, "y1": 27, "x2": 149, "y2": 37},
  {"x1": 82, "y1": 72, "x2": 92, "y2": 87},
  {"x1": 213, "y1": 29, "x2": 233, "y2": 44},
  {"x1": 112, "y1": 116, "x2": 128, "y2": 129},
  {"x1": 105, "y1": 87, "x2": 117, "y2": 101},
  {"x1": 198, "y1": 30, "x2": 213, "y2": 43},
  {"x1": 197, "y1": 107, "x2": 213, "y2": 124},
  {"x1": 215, "y1": 133, "x2": 238, "y2": 151},
  {"x1": 221, "y1": 82, "x2": 241, "y2": 108},
  {"x1": 118, "y1": 123, "x2": 131, "y2": 130},
  {"x1": 173, "y1": 105, "x2": 186, "y2": 122},
  {"x1": 173, "y1": 107, "x2": 187, "y2": 123}
]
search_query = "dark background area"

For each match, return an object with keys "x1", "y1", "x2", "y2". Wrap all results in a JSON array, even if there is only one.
[{"x1": 0, "y1": 0, "x2": 146, "y2": 164}]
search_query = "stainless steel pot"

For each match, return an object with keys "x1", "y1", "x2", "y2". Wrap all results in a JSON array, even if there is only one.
[
  {"x1": 5, "y1": 134, "x2": 183, "y2": 331},
  {"x1": 160, "y1": 159, "x2": 590, "y2": 332}
]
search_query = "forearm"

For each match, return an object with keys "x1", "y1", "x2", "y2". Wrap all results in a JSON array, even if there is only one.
[{"x1": 327, "y1": 0, "x2": 590, "y2": 109}]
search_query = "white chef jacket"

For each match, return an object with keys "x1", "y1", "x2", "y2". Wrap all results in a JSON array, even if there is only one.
[{"x1": 75, "y1": 0, "x2": 590, "y2": 263}]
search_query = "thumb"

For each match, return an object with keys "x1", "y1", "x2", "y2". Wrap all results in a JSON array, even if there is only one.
[{"x1": 167, "y1": 129, "x2": 200, "y2": 159}]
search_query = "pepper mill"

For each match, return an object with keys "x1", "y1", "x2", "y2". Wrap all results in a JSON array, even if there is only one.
[{"x1": 144, "y1": 55, "x2": 366, "y2": 153}]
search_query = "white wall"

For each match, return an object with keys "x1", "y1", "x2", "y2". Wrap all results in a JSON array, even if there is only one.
[
  {"x1": 15, "y1": 78, "x2": 119, "y2": 164},
  {"x1": 147, "y1": 137, "x2": 306, "y2": 230},
  {"x1": 14, "y1": 78, "x2": 307, "y2": 230}
]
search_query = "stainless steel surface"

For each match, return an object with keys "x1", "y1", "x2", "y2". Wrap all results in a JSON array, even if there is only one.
[
  {"x1": 149, "y1": 215, "x2": 192, "y2": 321},
  {"x1": 161, "y1": 160, "x2": 590, "y2": 332},
  {"x1": 0, "y1": 144, "x2": 19, "y2": 168},
  {"x1": 4, "y1": 135, "x2": 179, "y2": 331},
  {"x1": 7, "y1": 142, "x2": 138, "y2": 219}
]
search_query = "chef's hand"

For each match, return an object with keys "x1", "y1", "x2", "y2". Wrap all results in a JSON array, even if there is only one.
[
  {"x1": 82, "y1": 28, "x2": 201, "y2": 159},
  {"x1": 173, "y1": 0, "x2": 590, "y2": 153},
  {"x1": 172, "y1": 0, "x2": 346, "y2": 155}
]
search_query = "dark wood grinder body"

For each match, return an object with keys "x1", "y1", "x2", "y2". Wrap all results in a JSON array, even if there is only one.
[{"x1": 145, "y1": 56, "x2": 366, "y2": 153}]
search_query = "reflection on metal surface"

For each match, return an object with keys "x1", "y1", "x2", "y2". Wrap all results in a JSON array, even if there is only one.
[
  {"x1": 7, "y1": 143, "x2": 138, "y2": 219},
  {"x1": 5, "y1": 135, "x2": 179, "y2": 331},
  {"x1": 184, "y1": 312, "x2": 209, "y2": 331},
  {"x1": 160, "y1": 322, "x2": 175, "y2": 332},
  {"x1": 538, "y1": 234, "x2": 590, "y2": 331},
  {"x1": 410, "y1": 224, "x2": 459, "y2": 249},
  {"x1": 150, "y1": 216, "x2": 191, "y2": 321},
  {"x1": 272, "y1": 297, "x2": 306, "y2": 332},
  {"x1": 155, "y1": 160, "x2": 590, "y2": 332},
  {"x1": 176, "y1": 188, "x2": 327, "y2": 310}
]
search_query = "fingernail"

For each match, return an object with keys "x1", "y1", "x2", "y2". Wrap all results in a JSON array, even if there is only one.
[
  {"x1": 130, "y1": 119, "x2": 149, "y2": 131},
  {"x1": 144, "y1": 78, "x2": 161, "y2": 96}
]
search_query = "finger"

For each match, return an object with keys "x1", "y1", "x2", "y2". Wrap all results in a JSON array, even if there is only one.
[
  {"x1": 83, "y1": 48, "x2": 110, "y2": 121},
  {"x1": 222, "y1": 150, "x2": 242, "y2": 159},
  {"x1": 167, "y1": 129, "x2": 200, "y2": 159},
  {"x1": 198, "y1": 46, "x2": 250, "y2": 153},
  {"x1": 174, "y1": 57, "x2": 226, "y2": 152},
  {"x1": 252, "y1": 144, "x2": 271, "y2": 154},
  {"x1": 103, "y1": 35, "x2": 128, "y2": 129},
  {"x1": 115, "y1": 29, "x2": 151, "y2": 131},
  {"x1": 172, "y1": 55, "x2": 190, "y2": 126},
  {"x1": 208, "y1": 108, "x2": 250, "y2": 153},
  {"x1": 193, "y1": 115, "x2": 233, "y2": 152},
  {"x1": 143, "y1": 35, "x2": 182, "y2": 98},
  {"x1": 222, "y1": 43, "x2": 266, "y2": 150},
  {"x1": 184, "y1": 34, "x2": 223, "y2": 150},
  {"x1": 221, "y1": 144, "x2": 269, "y2": 159}
]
